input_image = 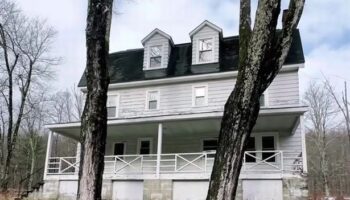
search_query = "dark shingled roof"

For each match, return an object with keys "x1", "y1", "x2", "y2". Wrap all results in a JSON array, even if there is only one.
[{"x1": 78, "y1": 29, "x2": 304, "y2": 87}]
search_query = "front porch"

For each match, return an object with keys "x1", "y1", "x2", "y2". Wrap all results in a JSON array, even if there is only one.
[{"x1": 44, "y1": 106, "x2": 307, "y2": 180}]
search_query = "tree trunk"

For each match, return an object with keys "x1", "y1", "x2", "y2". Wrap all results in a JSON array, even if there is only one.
[
  {"x1": 206, "y1": 0, "x2": 305, "y2": 199},
  {"x1": 77, "y1": 0, "x2": 113, "y2": 200}
]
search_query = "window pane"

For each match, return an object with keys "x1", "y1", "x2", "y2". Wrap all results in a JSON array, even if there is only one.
[
  {"x1": 246, "y1": 137, "x2": 256, "y2": 163},
  {"x1": 107, "y1": 95, "x2": 117, "y2": 107},
  {"x1": 259, "y1": 94, "x2": 265, "y2": 107},
  {"x1": 195, "y1": 87, "x2": 205, "y2": 97},
  {"x1": 114, "y1": 143, "x2": 125, "y2": 155},
  {"x1": 148, "y1": 91, "x2": 158, "y2": 101},
  {"x1": 199, "y1": 39, "x2": 212, "y2": 51},
  {"x1": 262, "y1": 136, "x2": 275, "y2": 150},
  {"x1": 107, "y1": 106, "x2": 116, "y2": 118},
  {"x1": 203, "y1": 140, "x2": 218, "y2": 151},
  {"x1": 199, "y1": 50, "x2": 212, "y2": 62},
  {"x1": 150, "y1": 56, "x2": 162, "y2": 68},
  {"x1": 149, "y1": 101, "x2": 157, "y2": 109},
  {"x1": 195, "y1": 96, "x2": 205, "y2": 106},
  {"x1": 150, "y1": 46, "x2": 161, "y2": 56},
  {"x1": 139, "y1": 141, "x2": 151, "y2": 154},
  {"x1": 262, "y1": 136, "x2": 275, "y2": 162}
]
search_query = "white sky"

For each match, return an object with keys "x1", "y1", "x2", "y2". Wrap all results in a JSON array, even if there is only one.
[{"x1": 16, "y1": 0, "x2": 350, "y2": 96}]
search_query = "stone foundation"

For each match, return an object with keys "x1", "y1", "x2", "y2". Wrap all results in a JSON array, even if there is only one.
[
  {"x1": 282, "y1": 176, "x2": 309, "y2": 200},
  {"x1": 33, "y1": 176, "x2": 307, "y2": 200}
]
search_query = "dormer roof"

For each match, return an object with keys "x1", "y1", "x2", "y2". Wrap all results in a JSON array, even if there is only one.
[
  {"x1": 141, "y1": 28, "x2": 174, "y2": 46},
  {"x1": 189, "y1": 20, "x2": 223, "y2": 38}
]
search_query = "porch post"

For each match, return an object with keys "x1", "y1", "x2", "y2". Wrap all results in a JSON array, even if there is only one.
[
  {"x1": 156, "y1": 123, "x2": 163, "y2": 178},
  {"x1": 43, "y1": 131, "x2": 53, "y2": 180},
  {"x1": 300, "y1": 117, "x2": 308, "y2": 173},
  {"x1": 75, "y1": 142, "x2": 81, "y2": 175}
]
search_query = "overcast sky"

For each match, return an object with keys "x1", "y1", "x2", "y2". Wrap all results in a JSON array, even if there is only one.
[{"x1": 16, "y1": 0, "x2": 350, "y2": 94}]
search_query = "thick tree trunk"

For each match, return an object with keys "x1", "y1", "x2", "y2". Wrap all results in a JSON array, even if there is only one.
[
  {"x1": 206, "y1": 0, "x2": 305, "y2": 199},
  {"x1": 77, "y1": 0, "x2": 113, "y2": 200}
]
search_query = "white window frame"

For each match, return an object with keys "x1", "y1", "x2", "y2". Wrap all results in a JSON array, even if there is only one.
[
  {"x1": 147, "y1": 44, "x2": 163, "y2": 69},
  {"x1": 260, "y1": 89, "x2": 269, "y2": 108},
  {"x1": 107, "y1": 93, "x2": 120, "y2": 118},
  {"x1": 249, "y1": 132, "x2": 279, "y2": 163},
  {"x1": 197, "y1": 37, "x2": 214, "y2": 64},
  {"x1": 145, "y1": 89, "x2": 160, "y2": 110},
  {"x1": 113, "y1": 142, "x2": 127, "y2": 156},
  {"x1": 137, "y1": 138, "x2": 153, "y2": 154},
  {"x1": 192, "y1": 84, "x2": 208, "y2": 107}
]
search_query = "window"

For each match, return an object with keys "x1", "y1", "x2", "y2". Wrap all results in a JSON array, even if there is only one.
[
  {"x1": 107, "y1": 95, "x2": 118, "y2": 118},
  {"x1": 147, "y1": 90, "x2": 159, "y2": 110},
  {"x1": 138, "y1": 139, "x2": 152, "y2": 155},
  {"x1": 198, "y1": 38, "x2": 213, "y2": 63},
  {"x1": 193, "y1": 86, "x2": 207, "y2": 106},
  {"x1": 203, "y1": 139, "x2": 218, "y2": 152},
  {"x1": 262, "y1": 136, "x2": 276, "y2": 162},
  {"x1": 149, "y1": 45, "x2": 162, "y2": 68},
  {"x1": 114, "y1": 143, "x2": 125, "y2": 155},
  {"x1": 245, "y1": 137, "x2": 256, "y2": 163},
  {"x1": 259, "y1": 94, "x2": 265, "y2": 107}
]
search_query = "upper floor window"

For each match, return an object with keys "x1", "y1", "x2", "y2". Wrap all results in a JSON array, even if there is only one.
[
  {"x1": 147, "y1": 90, "x2": 159, "y2": 110},
  {"x1": 259, "y1": 94, "x2": 265, "y2": 107},
  {"x1": 193, "y1": 86, "x2": 208, "y2": 106},
  {"x1": 107, "y1": 95, "x2": 118, "y2": 118},
  {"x1": 198, "y1": 38, "x2": 213, "y2": 63},
  {"x1": 149, "y1": 45, "x2": 162, "y2": 68}
]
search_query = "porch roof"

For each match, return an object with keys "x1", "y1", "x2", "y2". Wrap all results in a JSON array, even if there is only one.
[{"x1": 45, "y1": 106, "x2": 307, "y2": 140}]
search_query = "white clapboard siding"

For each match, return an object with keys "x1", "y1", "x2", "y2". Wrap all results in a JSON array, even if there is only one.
[
  {"x1": 143, "y1": 33, "x2": 171, "y2": 70},
  {"x1": 268, "y1": 71, "x2": 300, "y2": 106},
  {"x1": 192, "y1": 26, "x2": 220, "y2": 64},
  {"x1": 110, "y1": 71, "x2": 300, "y2": 119}
]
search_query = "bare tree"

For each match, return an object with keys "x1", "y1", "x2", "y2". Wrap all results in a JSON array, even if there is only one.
[
  {"x1": 0, "y1": 0, "x2": 57, "y2": 190},
  {"x1": 324, "y1": 79, "x2": 350, "y2": 148},
  {"x1": 206, "y1": 0, "x2": 305, "y2": 199},
  {"x1": 304, "y1": 82, "x2": 338, "y2": 197},
  {"x1": 77, "y1": 0, "x2": 113, "y2": 199}
]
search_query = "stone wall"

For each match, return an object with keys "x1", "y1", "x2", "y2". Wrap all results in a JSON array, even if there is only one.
[
  {"x1": 33, "y1": 177, "x2": 307, "y2": 200},
  {"x1": 282, "y1": 176, "x2": 309, "y2": 200}
]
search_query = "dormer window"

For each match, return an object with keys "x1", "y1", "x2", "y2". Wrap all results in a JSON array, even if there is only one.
[
  {"x1": 198, "y1": 38, "x2": 213, "y2": 63},
  {"x1": 149, "y1": 45, "x2": 162, "y2": 68}
]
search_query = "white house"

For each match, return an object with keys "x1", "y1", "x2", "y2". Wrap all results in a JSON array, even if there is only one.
[{"x1": 37, "y1": 21, "x2": 308, "y2": 200}]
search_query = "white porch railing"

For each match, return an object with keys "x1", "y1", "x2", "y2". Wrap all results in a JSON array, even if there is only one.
[
  {"x1": 46, "y1": 151, "x2": 303, "y2": 176},
  {"x1": 243, "y1": 150, "x2": 303, "y2": 173}
]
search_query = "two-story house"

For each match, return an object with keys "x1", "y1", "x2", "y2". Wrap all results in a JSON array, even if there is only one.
[{"x1": 39, "y1": 21, "x2": 308, "y2": 200}]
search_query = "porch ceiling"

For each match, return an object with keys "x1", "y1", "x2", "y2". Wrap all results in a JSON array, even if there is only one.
[{"x1": 45, "y1": 106, "x2": 306, "y2": 140}]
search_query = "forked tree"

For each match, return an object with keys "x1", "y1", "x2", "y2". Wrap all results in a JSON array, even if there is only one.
[
  {"x1": 77, "y1": 0, "x2": 113, "y2": 200},
  {"x1": 206, "y1": 0, "x2": 305, "y2": 199}
]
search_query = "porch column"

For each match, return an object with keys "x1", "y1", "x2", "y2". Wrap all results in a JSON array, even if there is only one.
[
  {"x1": 43, "y1": 131, "x2": 53, "y2": 180},
  {"x1": 156, "y1": 123, "x2": 163, "y2": 178},
  {"x1": 75, "y1": 142, "x2": 81, "y2": 175},
  {"x1": 300, "y1": 117, "x2": 308, "y2": 173}
]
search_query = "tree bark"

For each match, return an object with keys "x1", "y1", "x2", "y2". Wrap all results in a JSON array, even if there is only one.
[
  {"x1": 77, "y1": 0, "x2": 113, "y2": 200},
  {"x1": 206, "y1": 0, "x2": 305, "y2": 199}
]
